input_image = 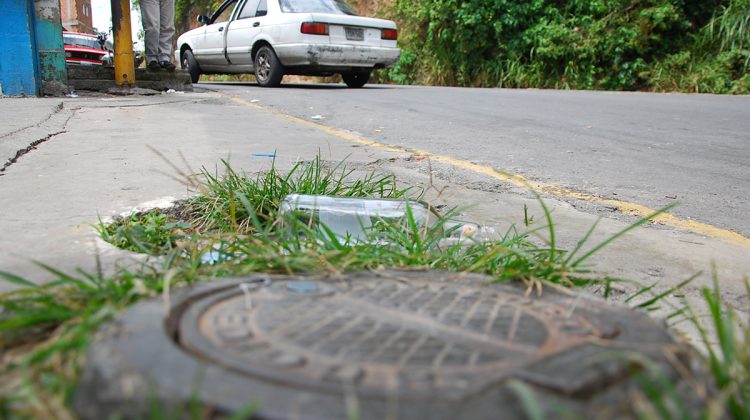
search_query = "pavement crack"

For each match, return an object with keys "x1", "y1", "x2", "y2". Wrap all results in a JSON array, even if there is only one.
[
  {"x1": 0, "y1": 102, "x2": 64, "y2": 141},
  {"x1": 0, "y1": 130, "x2": 67, "y2": 175},
  {"x1": 87, "y1": 98, "x2": 209, "y2": 109},
  {"x1": 0, "y1": 109, "x2": 76, "y2": 176}
]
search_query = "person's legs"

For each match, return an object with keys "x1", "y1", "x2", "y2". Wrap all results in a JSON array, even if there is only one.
[
  {"x1": 158, "y1": 0, "x2": 176, "y2": 64},
  {"x1": 140, "y1": 0, "x2": 160, "y2": 65}
]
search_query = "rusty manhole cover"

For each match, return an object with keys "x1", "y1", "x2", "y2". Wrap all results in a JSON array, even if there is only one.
[{"x1": 74, "y1": 270, "x2": 706, "y2": 419}]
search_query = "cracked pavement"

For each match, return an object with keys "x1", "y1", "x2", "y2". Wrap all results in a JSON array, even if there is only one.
[{"x1": 0, "y1": 100, "x2": 70, "y2": 173}]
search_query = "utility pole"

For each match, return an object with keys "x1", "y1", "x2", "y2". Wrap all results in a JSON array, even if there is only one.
[{"x1": 110, "y1": 0, "x2": 135, "y2": 86}]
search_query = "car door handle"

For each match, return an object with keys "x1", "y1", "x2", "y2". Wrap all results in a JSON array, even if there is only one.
[
  {"x1": 218, "y1": 26, "x2": 224, "y2": 31},
  {"x1": 253, "y1": 22, "x2": 260, "y2": 27}
]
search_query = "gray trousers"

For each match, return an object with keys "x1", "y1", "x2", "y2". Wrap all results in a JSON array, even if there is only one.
[{"x1": 141, "y1": 0, "x2": 175, "y2": 63}]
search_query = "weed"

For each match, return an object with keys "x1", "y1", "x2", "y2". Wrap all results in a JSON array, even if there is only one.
[
  {"x1": 97, "y1": 210, "x2": 190, "y2": 255},
  {"x1": 100, "y1": 157, "x2": 414, "y2": 254},
  {"x1": 189, "y1": 156, "x2": 411, "y2": 232},
  {"x1": 682, "y1": 274, "x2": 750, "y2": 419}
]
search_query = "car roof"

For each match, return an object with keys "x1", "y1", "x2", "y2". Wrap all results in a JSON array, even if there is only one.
[{"x1": 63, "y1": 31, "x2": 98, "y2": 38}]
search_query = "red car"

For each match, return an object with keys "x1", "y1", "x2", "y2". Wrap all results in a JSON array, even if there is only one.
[{"x1": 63, "y1": 31, "x2": 107, "y2": 66}]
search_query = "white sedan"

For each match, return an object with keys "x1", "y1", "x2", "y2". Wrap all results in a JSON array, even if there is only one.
[{"x1": 175, "y1": 0, "x2": 401, "y2": 87}]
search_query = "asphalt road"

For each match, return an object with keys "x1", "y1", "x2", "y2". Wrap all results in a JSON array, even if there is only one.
[{"x1": 200, "y1": 82, "x2": 750, "y2": 238}]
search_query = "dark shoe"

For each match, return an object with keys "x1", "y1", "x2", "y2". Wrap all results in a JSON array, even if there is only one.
[
  {"x1": 160, "y1": 61, "x2": 176, "y2": 71},
  {"x1": 148, "y1": 60, "x2": 161, "y2": 71}
]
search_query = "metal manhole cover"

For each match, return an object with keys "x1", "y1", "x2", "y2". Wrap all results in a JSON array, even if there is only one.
[{"x1": 74, "y1": 270, "x2": 708, "y2": 419}]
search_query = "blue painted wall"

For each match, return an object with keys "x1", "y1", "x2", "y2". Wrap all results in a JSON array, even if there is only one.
[{"x1": 0, "y1": 0, "x2": 41, "y2": 96}]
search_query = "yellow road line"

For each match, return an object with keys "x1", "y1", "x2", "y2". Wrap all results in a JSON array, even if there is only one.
[{"x1": 228, "y1": 95, "x2": 750, "y2": 249}]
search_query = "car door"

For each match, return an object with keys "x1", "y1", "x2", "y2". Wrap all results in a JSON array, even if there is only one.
[
  {"x1": 193, "y1": 0, "x2": 239, "y2": 67},
  {"x1": 225, "y1": 0, "x2": 266, "y2": 66}
]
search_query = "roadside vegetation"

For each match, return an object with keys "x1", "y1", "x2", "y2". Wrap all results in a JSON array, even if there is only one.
[
  {"x1": 1, "y1": 157, "x2": 748, "y2": 418},
  {"x1": 380, "y1": 0, "x2": 750, "y2": 93},
  {"x1": 173, "y1": 0, "x2": 749, "y2": 93}
]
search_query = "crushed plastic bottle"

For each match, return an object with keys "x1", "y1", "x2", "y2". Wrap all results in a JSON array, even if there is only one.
[
  {"x1": 279, "y1": 194, "x2": 501, "y2": 247},
  {"x1": 279, "y1": 194, "x2": 435, "y2": 242},
  {"x1": 200, "y1": 243, "x2": 234, "y2": 265}
]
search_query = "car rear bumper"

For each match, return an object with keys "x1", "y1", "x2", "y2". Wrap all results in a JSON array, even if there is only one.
[
  {"x1": 65, "y1": 58, "x2": 102, "y2": 66},
  {"x1": 274, "y1": 43, "x2": 400, "y2": 68}
]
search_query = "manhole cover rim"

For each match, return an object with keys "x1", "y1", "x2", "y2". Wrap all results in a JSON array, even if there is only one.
[{"x1": 74, "y1": 270, "x2": 695, "y2": 420}]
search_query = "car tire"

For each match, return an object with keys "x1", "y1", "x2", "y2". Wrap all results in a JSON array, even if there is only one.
[
  {"x1": 254, "y1": 46, "x2": 284, "y2": 87},
  {"x1": 182, "y1": 49, "x2": 201, "y2": 84},
  {"x1": 342, "y1": 70, "x2": 371, "y2": 88}
]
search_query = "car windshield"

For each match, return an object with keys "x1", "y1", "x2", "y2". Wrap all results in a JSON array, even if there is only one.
[
  {"x1": 63, "y1": 34, "x2": 102, "y2": 50},
  {"x1": 279, "y1": 0, "x2": 357, "y2": 15}
]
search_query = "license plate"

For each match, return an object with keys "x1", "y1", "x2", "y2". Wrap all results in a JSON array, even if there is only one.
[{"x1": 345, "y1": 27, "x2": 364, "y2": 41}]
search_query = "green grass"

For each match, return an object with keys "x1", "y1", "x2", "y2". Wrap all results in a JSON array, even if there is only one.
[
  {"x1": 97, "y1": 211, "x2": 190, "y2": 255},
  {"x1": 96, "y1": 156, "x2": 414, "y2": 256},
  {"x1": 186, "y1": 156, "x2": 413, "y2": 233},
  {"x1": 687, "y1": 274, "x2": 750, "y2": 419},
  {"x1": 1, "y1": 156, "x2": 748, "y2": 418}
]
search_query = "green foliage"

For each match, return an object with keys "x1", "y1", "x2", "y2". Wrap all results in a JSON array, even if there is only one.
[
  {"x1": 0, "y1": 265, "x2": 156, "y2": 418},
  {"x1": 186, "y1": 156, "x2": 413, "y2": 234},
  {"x1": 99, "y1": 157, "x2": 412, "y2": 255},
  {"x1": 379, "y1": 0, "x2": 749, "y2": 93},
  {"x1": 705, "y1": 0, "x2": 750, "y2": 53},
  {"x1": 690, "y1": 275, "x2": 750, "y2": 418},
  {"x1": 97, "y1": 210, "x2": 190, "y2": 255},
  {"x1": 174, "y1": 0, "x2": 223, "y2": 33}
]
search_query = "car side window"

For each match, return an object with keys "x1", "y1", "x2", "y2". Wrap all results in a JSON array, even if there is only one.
[
  {"x1": 210, "y1": 0, "x2": 238, "y2": 23},
  {"x1": 256, "y1": 0, "x2": 268, "y2": 17},
  {"x1": 238, "y1": 0, "x2": 261, "y2": 19}
]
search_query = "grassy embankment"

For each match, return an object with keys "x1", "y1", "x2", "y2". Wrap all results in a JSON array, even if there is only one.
[{"x1": 375, "y1": 0, "x2": 750, "y2": 93}]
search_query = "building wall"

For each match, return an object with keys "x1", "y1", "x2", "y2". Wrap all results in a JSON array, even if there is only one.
[{"x1": 61, "y1": 0, "x2": 94, "y2": 34}]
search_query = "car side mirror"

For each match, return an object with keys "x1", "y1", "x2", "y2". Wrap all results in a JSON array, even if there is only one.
[{"x1": 197, "y1": 15, "x2": 209, "y2": 24}]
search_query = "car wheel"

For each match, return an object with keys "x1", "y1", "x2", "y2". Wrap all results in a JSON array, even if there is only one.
[
  {"x1": 182, "y1": 49, "x2": 201, "y2": 84},
  {"x1": 254, "y1": 46, "x2": 284, "y2": 87},
  {"x1": 342, "y1": 70, "x2": 371, "y2": 88}
]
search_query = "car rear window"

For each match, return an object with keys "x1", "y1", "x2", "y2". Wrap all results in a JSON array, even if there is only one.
[
  {"x1": 63, "y1": 34, "x2": 102, "y2": 50},
  {"x1": 279, "y1": 0, "x2": 357, "y2": 15}
]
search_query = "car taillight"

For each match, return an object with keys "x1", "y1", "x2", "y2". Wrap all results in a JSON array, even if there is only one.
[
  {"x1": 381, "y1": 28, "x2": 397, "y2": 40},
  {"x1": 301, "y1": 22, "x2": 329, "y2": 36}
]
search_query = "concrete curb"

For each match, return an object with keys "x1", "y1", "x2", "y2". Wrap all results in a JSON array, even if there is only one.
[{"x1": 67, "y1": 66, "x2": 193, "y2": 93}]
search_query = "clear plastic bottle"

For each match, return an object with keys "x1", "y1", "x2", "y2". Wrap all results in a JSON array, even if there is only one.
[
  {"x1": 279, "y1": 194, "x2": 500, "y2": 246},
  {"x1": 279, "y1": 194, "x2": 435, "y2": 242}
]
